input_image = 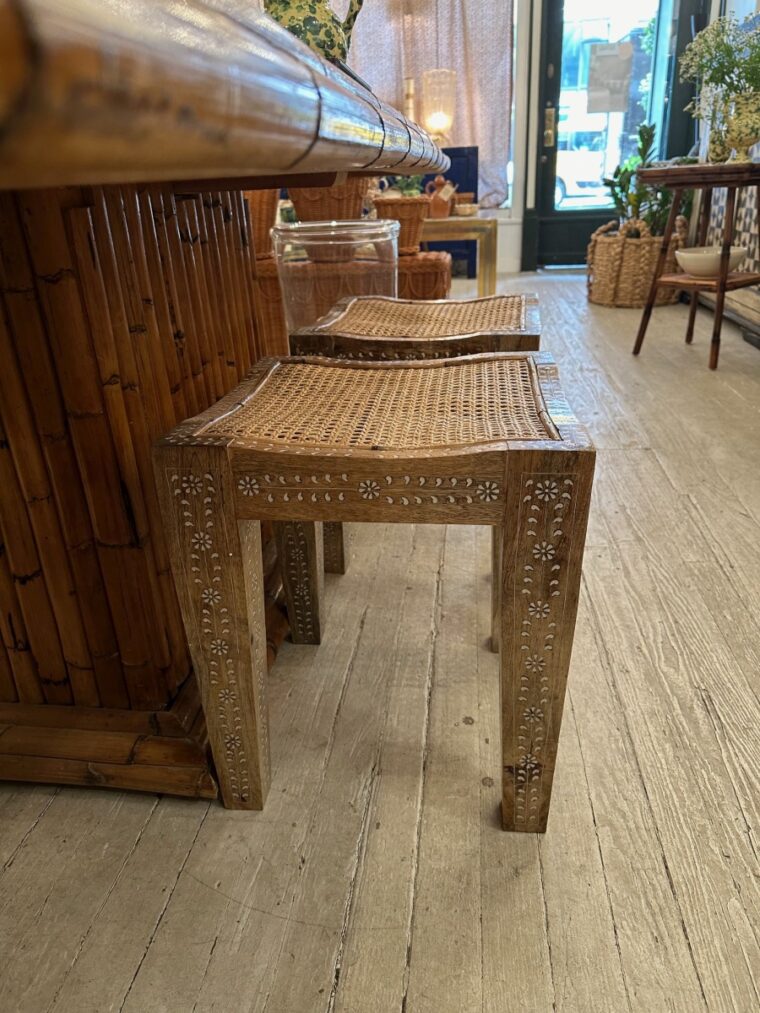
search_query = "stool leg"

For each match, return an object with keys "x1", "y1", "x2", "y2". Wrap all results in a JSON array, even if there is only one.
[
  {"x1": 491, "y1": 525, "x2": 501, "y2": 653},
  {"x1": 323, "y1": 521, "x2": 348, "y2": 574},
  {"x1": 154, "y1": 446, "x2": 271, "y2": 810},
  {"x1": 499, "y1": 452, "x2": 594, "y2": 832},
  {"x1": 275, "y1": 521, "x2": 324, "y2": 644}
]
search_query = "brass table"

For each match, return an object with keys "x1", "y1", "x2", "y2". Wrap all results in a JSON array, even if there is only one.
[{"x1": 422, "y1": 210, "x2": 499, "y2": 297}]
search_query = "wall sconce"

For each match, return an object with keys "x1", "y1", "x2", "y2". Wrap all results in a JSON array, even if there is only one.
[{"x1": 421, "y1": 68, "x2": 457, "y2": 144}]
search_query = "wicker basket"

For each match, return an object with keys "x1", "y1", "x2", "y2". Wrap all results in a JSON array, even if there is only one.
[
  {"x1": 244, "y1": 189, "x2": 280, "y2": 260},
  {"x1": 289, "y1": 177, "x2": 370, "y2": 222},
  {"x1": 373, "y1": 195, "x2": 430, "y2": 255},
  {"x1": 587, "y1": 217, "x2": 688, "y2": 307},
  {"x1": 256, "y1": 258, "x2": 400, "y2": 353},
  {"x1": 398, "y1": 251, "x2": 452, "y2": 301}
]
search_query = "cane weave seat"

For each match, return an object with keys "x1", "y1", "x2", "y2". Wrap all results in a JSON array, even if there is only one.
[
  {"x1": 315, "y1": 294, "x2": 531, "y2": 338},
  {"x1": 291, "y1": 293, "x2": 541, "y2": 359},
  {"x1": 202, "y1": 355, "x2": 558, "y2": 451}
]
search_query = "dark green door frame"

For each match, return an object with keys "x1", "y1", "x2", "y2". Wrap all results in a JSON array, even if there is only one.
[{"x1": 522, "y1": 0, "x2": 710, "y2": 269}]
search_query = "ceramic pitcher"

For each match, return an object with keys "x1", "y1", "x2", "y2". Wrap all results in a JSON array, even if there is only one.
[{"x1": 264, "y1": 0, "x2": 365, "y2": 63}]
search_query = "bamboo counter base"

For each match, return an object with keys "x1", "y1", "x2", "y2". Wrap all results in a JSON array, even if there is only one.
[
  {"x1": 0, "y1": 1, "x2": 448, "y2": 800},
  {"x1": 0, "y1": 185, "x2": 296, "y2": 798}
]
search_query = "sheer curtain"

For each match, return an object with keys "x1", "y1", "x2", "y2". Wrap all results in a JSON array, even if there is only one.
[{"x1": 336, "y1": 0, "x2": 514, "y2": 206}]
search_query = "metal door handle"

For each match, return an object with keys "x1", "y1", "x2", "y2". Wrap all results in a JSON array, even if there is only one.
[{"x1": 543, "y1": 107, "x2": 556, "y2": 148}]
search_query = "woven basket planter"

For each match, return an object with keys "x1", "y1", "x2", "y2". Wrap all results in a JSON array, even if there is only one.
[
  {"x1": 244, "y1": 188, "x2": 280, "y2": 260},
  {"x1": 373, "y1": 195, "x2": 430, "y2": 255},
  {"x1": 398, "y1": 251, "x2": 452, "y2": 301},
  {"x1": 587, "y1": 217, "x2": 688, "y2": 307},
  {"x1": 289, "y1": 176, "x2": 370, "y2": 223}
]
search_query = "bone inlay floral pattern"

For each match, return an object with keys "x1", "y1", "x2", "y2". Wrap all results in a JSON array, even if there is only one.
[
  {"x1": 236, "y1": 473, "x2": 501, "y2": 507},
  {"x1": 172, "y1": 471, "x2": 256, "y2": 804},
  {"x1": 512, "y1": 473, "x2": 576, "y2": 832}
]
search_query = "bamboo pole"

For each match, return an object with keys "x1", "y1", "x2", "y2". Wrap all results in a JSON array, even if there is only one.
[{"x1": 0, "y1": 1, "x2": 448, "y2": 189}]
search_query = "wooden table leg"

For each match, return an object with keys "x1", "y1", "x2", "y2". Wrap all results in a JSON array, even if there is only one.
[
  {"x1": 275, "y1": 520, "x2": 324, "y2": 643},
  {"x1": 499, "y1": 449, "x2": 594, "y2": 832},
  {"x1": 633, "y1": 187, "x2": 683, "y2": 355},
  {"x1": 686, "y1": 186, "x2": 713, "y2": 344},
  {"x1": 479, "y1": 222, "x2": 498, "y2": 297},
  {"x1": 155, "y1": 445, "x2": 271, "y2": 809},
  {"x1": 709, "y1": 185, "x2": 737, "y2": 370},
  {"x1": 323, "y1": 521, "x2": 348, "y2": 574}
]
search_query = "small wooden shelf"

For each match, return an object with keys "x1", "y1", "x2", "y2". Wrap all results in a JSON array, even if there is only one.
[{"x1": 658, "y1": 271, "x2": 760, "y2": 292}]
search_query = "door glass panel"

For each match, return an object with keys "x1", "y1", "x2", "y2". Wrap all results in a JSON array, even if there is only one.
[{"x1": 554, "y1": 0, "x2": 665, "y2": 209}]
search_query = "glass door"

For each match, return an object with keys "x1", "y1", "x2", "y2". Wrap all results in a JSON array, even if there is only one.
[{"x1": 528, "y1": 0, "x2": 709, "y2": 265}]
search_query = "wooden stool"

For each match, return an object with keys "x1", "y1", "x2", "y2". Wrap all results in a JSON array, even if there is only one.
[
  {"x1": 154, "y1": 353, "x2": 594, "y2": 831},
  {"x1": 292, "y1": 292, "x2": 543, "y2": 647}
]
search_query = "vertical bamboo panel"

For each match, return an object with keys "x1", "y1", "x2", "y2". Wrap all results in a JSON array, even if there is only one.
[
  {"x1": 198, "y1": 191, "x2": 239, "y2": 391},
  {"x1": 0, "y1": 640, "x2": 17, "y2": 704},
  {"x1": 0, "y1": 193, "x2": 128, "y2": 708},
  {"x1": 15, "y1": 187, "x2": 169, "y2": 709}
]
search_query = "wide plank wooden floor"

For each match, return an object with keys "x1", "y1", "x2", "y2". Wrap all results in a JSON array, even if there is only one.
[{"x1": 1, "y1": 274, "x2": 759, "y2": 1013}]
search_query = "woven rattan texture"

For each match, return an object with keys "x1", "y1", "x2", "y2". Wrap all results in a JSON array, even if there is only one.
[
  {"x1": 321, "y1": 295, "x2": 528, "y2": 338},
  {"x1": 209, "y1": 358, "x2": 555, "y2": 449}
]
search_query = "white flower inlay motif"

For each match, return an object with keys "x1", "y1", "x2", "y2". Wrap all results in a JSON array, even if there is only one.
[
  {"x1": 520, "y1": 753, "x2": 541, "y2": 772},
  {"x1": 218, "y1": 687, "x2": 234, "y2": 704},
  {"x1": 225, "y1": 733, "x2": 242, "y2": 751},
  {"x1": 523, "y1": 706, "x2": 544, "y2": 723},
  {"x1": 528, "y1": 600, "x2": 550, "y2": 619},
  {"x1": 238, "y1": 476, "x2": 260, "y2": 496},
  {"x1": 181, "y1": 474, "x2": 203, "y2": 495},
  {"x1": 359, "y1": 479, "x2": 381, "y2": 500},
  {"x1": 535, "y1": 481, "x2": 559, "y2": 501},
  {"x1": 201, "y1": 587, "x2": 221, "y2": 606},
  {"x1": 210, "y1": 638, "x2": 229, "y2": 656},
  {"x1": 191, "y1": 532, "x2": 212, "y2": 551},
  {"x1": 476, "y1": 481, "x2": 500, "y2": 502},
  {"x1": 532, "y1": 541, "x2": 556, "y2": 561},
  {"x1": 524, "y1": 654, "x2": 546, "y2": 673}
]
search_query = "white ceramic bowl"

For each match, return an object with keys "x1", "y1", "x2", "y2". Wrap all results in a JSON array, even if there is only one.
[
  {"x1": 675, "y1": 245, "x2": 747, "y2": 277},
  {"x1": 454, "y1": 203, "x2": 479, "y2": 217}
]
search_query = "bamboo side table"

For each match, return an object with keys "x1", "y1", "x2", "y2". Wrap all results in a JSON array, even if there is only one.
[
  {"x1": 421, "y1": 211, "x2": 498, "y2": 297},
  {"x1": 633, "y1": 163, "x2": 760, "y2": 369}
]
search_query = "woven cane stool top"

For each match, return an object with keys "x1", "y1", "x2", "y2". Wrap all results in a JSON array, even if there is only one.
[
  {"x1": 196, "y1": 354, "x2": 559, "y2": 453},
  {"x1": 307, "y1": 294, "x2": 539, "y2": 340}
]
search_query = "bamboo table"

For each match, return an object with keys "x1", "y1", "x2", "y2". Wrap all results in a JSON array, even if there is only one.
[
  {"x1": 633, "y1": 162, "x2": 760, "y2": 369},
  {"x1": 421, "y1": 211, "x2": 499, "y2": 297},
  {"x1": 0, "y1": 0, "x2": 447, "y2": 801}
]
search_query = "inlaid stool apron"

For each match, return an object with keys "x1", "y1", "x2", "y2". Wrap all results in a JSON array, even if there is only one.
[
  {"x1": 153, "y1": 352, "x2": 594, "y2": 831},
  {"x1": 291, "y1": 292, "x2": 543, "y2": 648}
]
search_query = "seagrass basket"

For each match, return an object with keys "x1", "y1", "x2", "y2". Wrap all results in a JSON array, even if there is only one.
[
  {"x1": 398, "y1": 251, "x2": 452, "y2": 300},
  {"x1": 373, "y1": 195, "x2": 431, "y2": 254},
  {"x1": 244, "y1": 188, "x2": 280, "y2": 259},
  {"x1": 289, "y1": 176, "x2": 370, "y2": 222},
  {"x1": 587, "y1": 217, "x2": 688, "y2": 307}
]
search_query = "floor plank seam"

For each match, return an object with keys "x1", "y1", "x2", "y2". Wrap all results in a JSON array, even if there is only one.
[
  {"x1": 567, "y1": 692, "x2": 633, "y2": 1012},
  {"x1": 0, "y1": 789, "x2": 59, "y2": 875},
  {"x1": 536, "y1": 837, "x2": 558, "y2": 1013},
  {"x1": 580, "y1": 575, "x2": 710, "y2": 1009},
  {"x1": 398, "y1": 527, "x2": 446, "y2": 1013},
  {"x1": 117, "y1": 802, "x2": 213, "y2": 1012},
  {"x1": 45, "y1": 796, "x2": 161, "y2": 1013},
  {"x1": 325, "y1": 761, "x2": 379, "y2": 1013}
]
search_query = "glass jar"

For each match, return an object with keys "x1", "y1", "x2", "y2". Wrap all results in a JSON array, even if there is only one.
[{"x1": 271, "y1": 219, "x2": 400, "y2": 336}]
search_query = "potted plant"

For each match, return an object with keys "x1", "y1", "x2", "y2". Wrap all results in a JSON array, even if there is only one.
[
  {"x1": 679, "y1": 14, "x2": 760, "y2": 162},
  {"x1": 373, "y1": 175, "x2": 431, "y2": 255},
  {"x1": 587, "y1": 124, "x2": 693, "y2": 307}
]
